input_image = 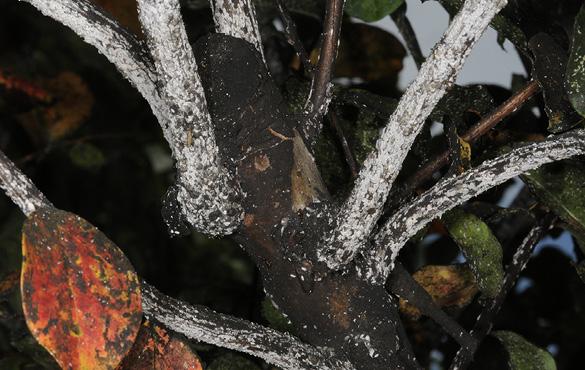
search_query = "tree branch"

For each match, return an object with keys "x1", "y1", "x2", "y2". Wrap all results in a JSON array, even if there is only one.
[
  {"x1": 362, "y1": 129, "x2": 585, "y2": 283},
  {"x1": 140, "y1": 281, "x2": 356, "y2": 370},
  {"x1": 318, "y1": 0, "x2": 509, "y2": 271},
  {"x1": 0, "y1": 146, "x2": 346, "y2": 369},
  {"x1": 0, "y1": 150, "x2": 52, "y2": 216},
  {"x1": 137, "y1": 0, "x2": 244, "y2": 236},
  {"x1": 390, "y1": 80, "x2": 540, "y2": 209},
  {"x1": 23, "y1": 0, "x2": 244, "y2": 236},
  {"x1": 209, "y1": 0, "x2": 265, "y2": 62},
  {"x1": 303, "y1": 0, "x2": 345, "y2": 131},
  {"x1": 391, "y1": 3, "x2": 425, "y2": 69},
  {"x1": 276, "y1": 0, "x2": 314, "y2": 76}
]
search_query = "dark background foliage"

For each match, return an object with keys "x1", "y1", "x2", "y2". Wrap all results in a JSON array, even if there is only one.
[{"x1": 1, "y1": 0, "x2": 585, "y2": 369}]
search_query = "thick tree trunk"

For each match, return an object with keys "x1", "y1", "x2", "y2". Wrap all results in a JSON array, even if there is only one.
[{"x1": 194, "y1": 33, "x2": 421, "y2": 369}]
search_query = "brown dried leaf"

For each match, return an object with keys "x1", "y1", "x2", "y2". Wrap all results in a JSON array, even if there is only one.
[{"x1": 399, "y1": 265, "x2": 479, "y2": 320}]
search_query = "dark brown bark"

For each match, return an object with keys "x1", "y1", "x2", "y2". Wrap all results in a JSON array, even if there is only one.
[{"x1": 194, "y1": 33, "x2": 421, "y2": 369}]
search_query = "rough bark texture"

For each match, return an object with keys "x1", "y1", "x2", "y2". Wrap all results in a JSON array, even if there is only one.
[
  {"x1": 0, "y1": 151, "x2": 52, "y2": 216},
  {"x1": 319, "y1": 0, "x2": 509, "y2": 271},
  {"x1": 194, "y1": 33, "x2": 421, "y2": 369},
  {"x1": 363, "y1": 129, "x2": 585, "y2": 283},
  {"x1": 141, "y1": 281, "x2": 356, "y2": 370},
  {"x1": 209, "y1": 0, "x2": 265, "y2": 62},
  {"x1": 6, "y1": 0, "x2": 585, "y2": 369},
  {"x1": 137, "y1": 0, "x2": 244, "y2": 236}
]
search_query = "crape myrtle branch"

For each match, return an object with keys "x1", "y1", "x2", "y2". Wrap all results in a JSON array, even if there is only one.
[
  {"x1": 0, "y1": 149, "x2": 344, "y2": 370},
  {"x1": 140, "y1": 281, "x2": 356, "y2": 370},
  {"x1": 24, "y1": 0, "x2": 243, "y2": 236},
  {"x1": 21, "y1": 0, "x2": 163, "y2": 123},
  {"x1": 304, "y1": 0, "x2": 345, "y2": 135},
  {"x1": 362, "y1": 129, "x2": 585, "y2": 284},
  {"x1": 136, "y1": 0, "x2": 244, "y2": 236},
  {"x1": 449, "y1": 213, "x2": 556, "y2": 370},
  {"x1": 275, "y1": 0, "x2": 359, "y2": 177},
  {"x1": 0, "y1": 150, "x2": 52, "y2": 217},
  {"x1": 318, "y1": 0, "x2": 509, "y2": 270},
  {"x1": 391, "y1": 80, "x2": 541, "y2": 208},
  {"x1": 276, "y1": 0, "x2": 314, "y2": 77},
  {"x1": 209, "y1": 0, "x2": 266, "y2": 63}
]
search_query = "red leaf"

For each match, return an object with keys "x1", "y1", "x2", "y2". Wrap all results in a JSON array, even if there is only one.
[
  {"x1": 117, "y1": 320, "x2": 204, "y2": 370},
  {"x1": 21, "y1": 208, "x2": 142, "y2": 370}
]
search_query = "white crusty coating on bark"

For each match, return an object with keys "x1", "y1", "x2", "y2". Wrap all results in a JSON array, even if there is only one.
[
  {"x1": 362, "y1": 130, "x2": 585, "y2": 283},
  {"x1": 210, "y1": 0, "x2": 266, "y2": 62},
  {"x1": 0, "y1": 151, "x2": 52, "y2": 216},
  {"x1": 318, "y1": 0, "x2": 508, "y2": 270},
  {"x1": 141, "y1": 283, "x2": 355, "y2": 370},
  {"x1": 137, "y1": 0, "x2": 243, "y2": 235},
  {"x1": 26, "y1": 0, "x2": 243, "y2": 235}
]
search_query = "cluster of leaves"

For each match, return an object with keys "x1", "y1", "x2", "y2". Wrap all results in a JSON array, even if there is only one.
[{"x1": 0, "y1": 0, "x2": 584, "y2": 369}]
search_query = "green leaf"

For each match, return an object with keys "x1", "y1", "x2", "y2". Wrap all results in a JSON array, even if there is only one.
[
  {"x1": 440, "y1": 208, "x2": 504, "y2": 299},
  {"x1": 492, "y1": 331, "x2": 557, "y2": 370},
  {"x1": 345, "y1": 0, "x2": 404, "y2": 22},
  {"x1": 69, "y1": 142, "x2": 105, "y2": 171},
  {"x1": 520, "y1": 160, "x2": 585, "y2": 254},
  {"x1": 566, "y1": 4, "x2": 585, "y2": 118}
]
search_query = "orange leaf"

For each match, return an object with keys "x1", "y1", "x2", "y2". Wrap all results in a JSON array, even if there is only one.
[
  {"x1": 0, "y1": 67, "x2": 52, "y2": 103},
  {"x1": 0, "y1": 270, "x2": 20, "y2": 297},
  {"x1": 21, "y1": 208, "x2": 142, "y2": 370},
  {"x1": 17, "y1": 71, "x2": 94, "y2": 144},
  {"x1": 399, "y1": 265, "x2": 479, "y2": 320},
  {"x1": 117, "y1": 320, "x2": 204, "y2": 370}
]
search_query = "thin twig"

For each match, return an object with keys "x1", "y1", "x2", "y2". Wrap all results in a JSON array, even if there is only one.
[
  {"x1": 390, "y1": 80, "x2": 540, "y2": 211},
  {"x1": 304, "y1": 0, "x2": 345, "y2": 124},
  {"x1": 275, "y1": 0, "x2": 359, "y2": 177},
  {"x1": 391, "y1": 3, "x2": 425, "y2": 69},
  {"x1": 276, "y1": 0, "x2": 314, "y2": 77},
  {"x1": 449, "y1": 213, "x2": 556, "y2": 370},
  {"x1": 328, "y1": 110, "x2": 359, "y2": 178}
]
